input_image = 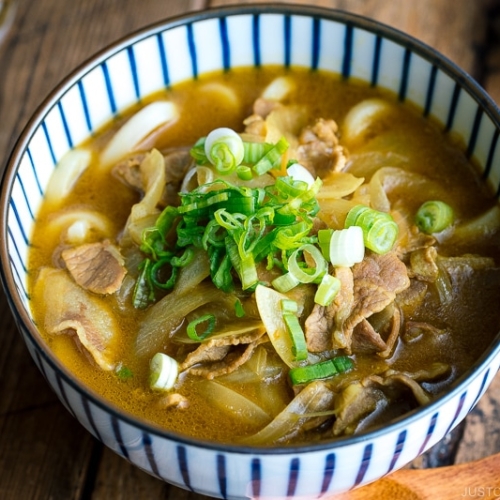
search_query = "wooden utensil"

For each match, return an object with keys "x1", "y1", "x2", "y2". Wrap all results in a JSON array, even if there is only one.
[{"x1": 330, "y1": 452, "x2": 500, "y2": 499}]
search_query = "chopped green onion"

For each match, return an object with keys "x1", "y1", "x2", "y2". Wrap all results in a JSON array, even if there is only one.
[
  {"x1": 282, "y1": 312, "x2": 308, "y2": 361},
  {"x1": 345, "y1": 204, "x2": 398, "y2": 254},
  {"x1": 272, "y1": 271, "x2": 300, "y2": 293},
  {"x1": 149, "y1": 352, "x2": 179, "y2": 390},
  {"x1": 236, "y1": 165, "x2": 253, "y2": 180},
  {"x1": 116, "y1": 364, "x2": 133, "y2": 380},
  {"x1": 280, "y1": 298, "x2": 298, "y2": 314},
  {"x1": 288, "y1": 244, "x2": 327, "y2": 283},
  {"x1": 253, "y1": 136, "x2": 289, "y2": 175},
  {"x1": 318, "y1": 229, "x2": 333, "y2": 260},
  {"x1": 132, "y1": 259, "x2": 155, "y2": 309},
  {"x1": 186, "y1": 314, "x2": 216, "y2": 341},
  {"x1": 314, "y1": 273, "x2": 341, "y2": 306},
  {"x1": 289, "y1": 356, "x2": 353, "y2": 385},
  {"x1": 286, "y1": 163, "x2": 315, "y2": 187},
  {"x1": 329, "y1": 226, "x2": 365, "y2": 267},
  {"x1": 415, "y1": 200, "x2": 454, "y2": 234},
  {"x1": 365, "y1": 217, "x2": 399, "y2": 254},
  {"x1": 234, "y1": 299, "x2": 245, "y2": 317},
  {"x1": 204, "y1": 127, "x2": 244, "y2": 174},
  {"x1": 243, "y1": 140, "x2": 273, "y2": 163}
]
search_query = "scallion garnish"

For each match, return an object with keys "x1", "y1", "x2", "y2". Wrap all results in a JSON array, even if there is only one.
[
  {"x1": 344, "y1": 204, "x2": 398, "y2": 254},
  {"x1": 186, "y1": 314, "x2": 216, "y2": 341},
  {"x1": 134, "y1": 131, "x2": 325, "y2": 307},
  {"x1": 289, "y1": 356, "x2": 353, "y2": 385},
  {"x1": 281, "y1": 299, "x2": 308, "y2": 361},
  {"x1": 204, "y1": 127, "x2": 245, "y2": 174},
  {"x1": 415, "y1": 200, "x2": 454, "y2": 234},
  {"x1": 149, "y1": 352, "x2": 179, "y2": 390},
  {"x1": 314, "y1": 273, "x2": 341, "y2": 306}
]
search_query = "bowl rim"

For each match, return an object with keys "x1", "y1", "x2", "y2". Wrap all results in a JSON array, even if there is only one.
[{"x1": 2, "y1": 2, "x2": 500, "y2": 456}]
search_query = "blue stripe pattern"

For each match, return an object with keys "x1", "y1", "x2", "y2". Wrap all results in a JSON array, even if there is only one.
[
  {"x1": 354, "y1": 443, "x2": 373, "y2": 486},
  {"x1": 217, "y1": 454, "x2": 227, "y2": 499},
  {"x1": 57, "y1": 101, "x2": 73, "y2": 149},
  {"x1": 445, "y1": 392, "x2": 467, "y2": 436},
  {"x1": 156, "y1": 33, "x2": 170, "y2": 88},
  {"x1": 82, "y1": 396, "x2": 103, "y2": 442},
  {"x1": 41, "y1": 121, "x2": 57, "y2": 166},
  {"x1": 5, "y1": 10, "x2": 500, "y2": 500},
  {"x1": 177, "y1": 445, "x2": 192, "y2": 490},
  {"x1": 253, "y1": 14, "x2": 260, "y2": 67},
  {"x1": 418, "y1": 412, "x2": 439, "y2": 455},
  {"x1": 320, "y1": 453, "x2": 335, "y2": 495},
  {"x1": 311, "y1": 17, "x2": 321, "y2": 70},
  {"x1": 398, "y1": 48, "x2": 411, "y2": 101},
  {"x1": 187, "y1": 24, "x2": 198, "y2": 79},
  {"x1": 284, "y1": 15, "x2": 291, "y2": 67},
  {"x1": 77, "y1": 80, "x2": 93, "y2": 133},
  {"x1": 445, "y1": 82, "x2": 461, "y2": 132},
  {"x1": 251, "y1": 458, "x2": 261, "y2": 498},
  {"x1": 387, "y1": 430, "x2": 407, "y2": 473},
  {"x1": 371, "y1": 35, "x2": 382, "y2": 86},
  {"x1": 219, "y1": 17, "x2": 230, "y2": 71},
  {"x1": 111, "y1": 415, "x2": 129, "y2": 459},
  {"x1": 127, "y1": 46, "x2": 140, "y2": 100},
  {"x1": 287, "y1": 457, "x2": 300, "y2": 497},
  {"x1": 423, "y1": 64, "x2": 438, "y2": 116},
  {"x1": 101, "y1": 62, "x2": 117, "y2": 116}
]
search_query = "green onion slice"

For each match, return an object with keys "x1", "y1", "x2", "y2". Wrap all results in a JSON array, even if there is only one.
[
  {"x1": 204, "y1": 127, "x2": 244, "y2": 174},
  {"x1": 186, "y1": 314, "x2": 216, "y2": 341},
  {"x1": 149, "y1": 352, "x2": 179, "y2": 390},
  {"x1": 314, "y1": 273, "x2": 341, "y2": 307},
  {"x1": 282, "y1": 311, "x2": 308, "y2": 361},
  {"x1": 329, "y1": 226, "x2": 365, "y2": 267},
  {"x1": 288, "y1": 244, "x2": 327, "y2": 283},
  {"x1": 415, "y1": 200, "x2": 454, "y2": 234},
  {"x1": 345, "y1": 204, "x2": 398, "y2": 254},
  {"x1": 289, "y1": 356, "x2": 354, "y2": 385}
]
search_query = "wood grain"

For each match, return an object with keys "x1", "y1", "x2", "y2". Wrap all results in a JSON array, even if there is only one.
[{"x1": 0, "y1": 0, "x2": 499, "y2": 499}]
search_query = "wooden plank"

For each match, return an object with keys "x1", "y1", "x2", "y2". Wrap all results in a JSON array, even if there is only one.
[{"x1": 209, "y1": 0, "x2": 488, "y2": 76}]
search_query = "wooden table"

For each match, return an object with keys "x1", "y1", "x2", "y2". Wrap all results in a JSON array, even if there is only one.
[{"x1": 1, "y1": 0, "x2": 500, "y2": 498}]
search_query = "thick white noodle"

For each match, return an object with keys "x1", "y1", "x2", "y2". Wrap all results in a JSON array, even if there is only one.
[
  {"x1": 45, "y1": 148, "x2": 92, "y2": 204},
  {"x1": 100, "y1": 101, "x2": 178, "y2": 169}
]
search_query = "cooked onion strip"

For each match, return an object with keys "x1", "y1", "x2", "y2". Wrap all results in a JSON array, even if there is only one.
[
  {"x1": 45, "y1": 148, "x2": 92, "y2": 204},
  {"x1": 100, "y1": 101, "x2": 178, "y2": 169}
]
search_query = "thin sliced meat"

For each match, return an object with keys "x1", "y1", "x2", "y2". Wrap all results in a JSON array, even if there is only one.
[
  {"x1": 343, "y1": 252, "x2": 410, "y2": 354},
  {"x1": 32, "y1": 267, "x2": 120, "y2": 370},
  {"x1": 62, "y1": 240, "x2": 126, "y2": 294}
]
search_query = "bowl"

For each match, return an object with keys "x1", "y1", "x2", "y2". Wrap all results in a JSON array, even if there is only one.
[{"x1": 1, "y1": 4, "x2": 500, "y2": 499}]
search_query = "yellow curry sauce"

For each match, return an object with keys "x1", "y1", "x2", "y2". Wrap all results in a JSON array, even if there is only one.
[{"x1": 27, "y1": 67, "x2": 500, "y2": 444}]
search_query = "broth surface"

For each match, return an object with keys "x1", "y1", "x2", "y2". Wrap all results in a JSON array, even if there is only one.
[{"x1": 28, "y1": 67, "x2": 500, "y2": 444}]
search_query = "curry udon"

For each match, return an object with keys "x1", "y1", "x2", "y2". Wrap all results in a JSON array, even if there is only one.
[{"x1": 28, "y1": 67, "x2": 500, "y2": 445}]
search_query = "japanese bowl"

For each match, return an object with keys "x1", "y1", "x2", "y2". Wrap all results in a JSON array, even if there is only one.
[{"x1": 2, "y1": 4, "x2": 500, "y2": 499}]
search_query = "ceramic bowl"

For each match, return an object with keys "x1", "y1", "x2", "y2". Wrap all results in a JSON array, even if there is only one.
[{"x1": 2, "y1": 4, "x2": 500, "y2": 499}]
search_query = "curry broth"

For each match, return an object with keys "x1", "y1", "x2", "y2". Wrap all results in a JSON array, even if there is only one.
[{"x1": 28, "y1": 67, "x2": 500, "y2": 444}]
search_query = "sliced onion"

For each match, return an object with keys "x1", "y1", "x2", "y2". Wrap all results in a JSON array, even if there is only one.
[
  {"x1": 100, "y1": 101, "x2": 178, "y2": 169},
  {"x1": 342, "y1": 98, "x2": 391, "y2": 146},
  {"x1": 255, "y1": 284, "x2": 307, "y2": 368},
  {"x1": 45, "y1": 148, "x2": 92, "y2": 204},
  {"x1": 199, "y1": 380, "x2": 271, "y2": 426}
]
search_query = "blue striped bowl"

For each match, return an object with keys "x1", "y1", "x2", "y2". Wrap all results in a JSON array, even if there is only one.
[{"x1": 2, "y1": 5, "x2": 500, "y2": 499}]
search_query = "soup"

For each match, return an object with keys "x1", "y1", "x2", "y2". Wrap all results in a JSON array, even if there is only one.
[{"x1": 28, "y1": 67, "x2": 500, "y2": 445}]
